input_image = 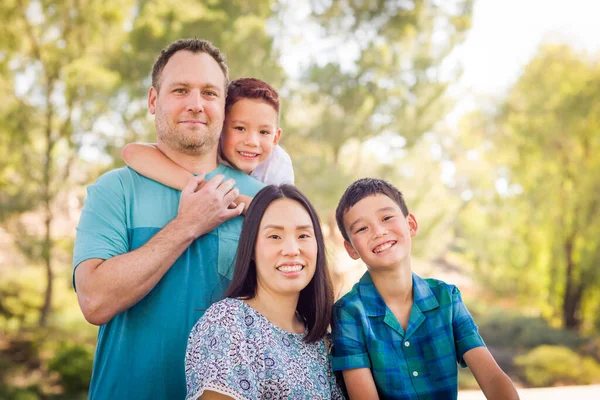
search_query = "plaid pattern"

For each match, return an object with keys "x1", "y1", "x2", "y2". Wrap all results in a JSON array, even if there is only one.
[{"x1": 331, "y1": 271, "x2": 485, "y2": 400}]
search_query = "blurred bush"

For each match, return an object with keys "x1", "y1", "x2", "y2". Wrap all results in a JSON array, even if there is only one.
[
  {"x1": 515, "y1": 345, "x2": 600, "y2": 386},
  {"x1": 478, "y1": 314, "x2": 582, "y2": 351},
  {"x1": 48, "y1": 342, "x2": 94, "y2": 396}
]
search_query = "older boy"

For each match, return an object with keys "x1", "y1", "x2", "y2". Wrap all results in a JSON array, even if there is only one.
[{"x1": 331, "y1": 178, "x2": 518, "y2": 400}]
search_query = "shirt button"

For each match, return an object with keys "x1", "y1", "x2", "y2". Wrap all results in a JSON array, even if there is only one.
[
  {"x1": 404, "y1": 341, "x2": 410, "y2": 347},
  {"x1": 413, "y1": 371, "x2": 419, "y2": 377}
]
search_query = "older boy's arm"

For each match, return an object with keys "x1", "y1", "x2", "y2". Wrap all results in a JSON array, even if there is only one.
[
  {"x1": 342, "y1": 368, "x2": 379, "y2": 400},
  {"x1": 464, "y1": 347, "x2": 520, "y2": 400}
]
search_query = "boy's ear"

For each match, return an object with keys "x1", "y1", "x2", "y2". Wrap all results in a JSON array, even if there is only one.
[
  {"x1": 273, "y1": 128, "x2": 282, "y2": 145},
  {"x1": 344, "y1": 240, "x2": 361, "y2": 260},
  {"x1": 148, "y1": 87, "x2": 157, "y2": 115},
  {"x1": 407, "y1": 213, "x2": 418, "y2": 237}
]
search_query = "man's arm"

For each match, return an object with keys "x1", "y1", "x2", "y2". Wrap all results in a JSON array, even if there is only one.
[
  {"x1": 75, "y1": 174, "x2": 243, "y2": 326},
  {"x1": 464, "y1": 347, "x2": 520, "y2": 400}
]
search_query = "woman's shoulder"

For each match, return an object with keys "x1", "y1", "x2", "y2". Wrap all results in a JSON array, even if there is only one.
[{"x1": 189, "y1": 298, "x2": 247, "y2": 335}]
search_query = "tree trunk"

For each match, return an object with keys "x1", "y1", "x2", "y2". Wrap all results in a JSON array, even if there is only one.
[
  {"x1": 39, "y1": 78, "x2": 55, "y2": 328},
  {"x1": 562, "y1": 235, "x2": 582, "y2": 330},
  {"x1": 39, "y1": 204, "x2": 53, "y2": 328}
]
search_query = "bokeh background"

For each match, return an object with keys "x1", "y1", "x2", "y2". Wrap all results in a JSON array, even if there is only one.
[{"x1": 1, "y1": 0, "x2": 600, "y2": 398}]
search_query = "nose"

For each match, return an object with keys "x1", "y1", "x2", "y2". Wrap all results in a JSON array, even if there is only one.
[
  {"x1": 372, "y1": 224, "x2": 388, "y2": 239},
  {"x1": 243, "y1": 131, "x2": 260, "y2": 147},
  {"x1": 281, "y1": 236, "x2": 300, "y2": 256},
  {"x1": 186, "y1": 89, "x2": 204, "y2": 113}
]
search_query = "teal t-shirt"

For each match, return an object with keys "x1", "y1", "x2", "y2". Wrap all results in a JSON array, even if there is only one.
[{"x1": 73, "y1": 165, "x2": 263, "y2": 400}]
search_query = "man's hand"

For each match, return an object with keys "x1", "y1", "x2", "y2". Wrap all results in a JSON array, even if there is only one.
[{"x1": 176, "y1": 174, "x2": 245, "y2": 239}]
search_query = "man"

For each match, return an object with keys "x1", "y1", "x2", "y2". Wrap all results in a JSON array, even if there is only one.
[{"x1": 73, "y1": 39, "x2": 263, "y2": 399}]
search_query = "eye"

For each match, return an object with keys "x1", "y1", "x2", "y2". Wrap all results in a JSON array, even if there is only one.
[
  {"x1": 383, "y1": 215, "x2": 394, "y2": 222},
  {"x1": 234, "y1": 126, "x2": 245, "y2": 131},
  {"x1": 267, "y1": 234, "x2": 281, "y2": 239},
  {"x1": 173, "y1": 88, "x2": 187, "y2": 94},
  {"x1": 355, "y1": 226, "x2": 367, "y2": 234},
  {"x1": 260, "y1": 130, "x2": 271, "y2": 135},
  {"x1": 203, "y1": 90, "x2": 217, "y2": 97},
  {"x1": 299, "y1": 233, "x2": 312, "y2": 239}
]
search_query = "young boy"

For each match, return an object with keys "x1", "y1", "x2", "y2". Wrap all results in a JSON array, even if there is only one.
[{"x1": 331, "y1": 178, "x2": 519, "y2": 400}]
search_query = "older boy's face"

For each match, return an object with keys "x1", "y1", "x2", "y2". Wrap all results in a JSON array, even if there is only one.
[{"x1": 343, "y1": 194, "x2": 417, "y2": 271}]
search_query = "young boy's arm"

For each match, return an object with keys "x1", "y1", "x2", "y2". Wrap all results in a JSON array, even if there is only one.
[
  {"x1": 121, "y1": 143, "x2": 192, "y2": 190},
  {"x1": 122, "y1": 143, "x2": 252, "y2": 213},
  {"x1": 464, "y1": 347, "x2": 520, "y2": 400},
  {"x1": 450, "y1": 285, "x2": 519, "y2": 400},
  {"x1": 341, "y1": 368, "x2": 379, "y2": 400}
]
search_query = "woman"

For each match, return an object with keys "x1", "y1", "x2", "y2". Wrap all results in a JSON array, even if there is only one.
[{"x1": 185, "y1": 185, "x2": 344, "y2": 400}]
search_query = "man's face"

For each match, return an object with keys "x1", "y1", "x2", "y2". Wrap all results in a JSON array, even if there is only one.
[{"x1": 148, "y1": 51, "x2": 226, "y2": 155}]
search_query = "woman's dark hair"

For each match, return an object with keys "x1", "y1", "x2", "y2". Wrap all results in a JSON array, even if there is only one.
[{"x1": 225, "y1": 184, "x2": 333, "y2": 343}]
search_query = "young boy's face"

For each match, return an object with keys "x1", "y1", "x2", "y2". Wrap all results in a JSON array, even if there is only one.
[
  {"x1": 221, "y1": 98, "x2": 282, "y2": 174},
  {"x1": 343, "y1": 194, "x2": 418, "y2": 271}
]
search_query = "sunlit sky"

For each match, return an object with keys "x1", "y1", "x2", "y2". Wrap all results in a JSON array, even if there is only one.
[
  {"x1": 453, "y1": 0, "x2": 600, "y2": 117},
  {"x1": 279, "y1": 0, "x2": 600, "y2": 114}
]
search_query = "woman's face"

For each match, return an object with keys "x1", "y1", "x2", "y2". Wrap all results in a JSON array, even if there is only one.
[{"x1": 254, "y1": 198, "x2": 318, "y2": 298}]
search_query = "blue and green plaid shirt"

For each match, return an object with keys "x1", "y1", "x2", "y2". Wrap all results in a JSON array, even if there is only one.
[{"x1": 331, "y1": 271, "x2": 485, "y2": 400}]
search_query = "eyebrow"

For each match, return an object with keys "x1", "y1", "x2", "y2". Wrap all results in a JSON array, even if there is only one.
[
  {"x1": 167, "y1": 82, "x2": 223, "y2": 93},
  {"x1": 348, "y1": 206, "x2": 398, "y2": 233},
  {"x1": 230, "y1": 120, "x2": 275, "y2": 129},
  {"x1": 262, "y1": 224, "x2": 314, "y2": 231}
]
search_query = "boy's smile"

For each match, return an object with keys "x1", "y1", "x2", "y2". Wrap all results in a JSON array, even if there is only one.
[{"x1": 343, "y1": 194, "x2": 418, "y2": 270}]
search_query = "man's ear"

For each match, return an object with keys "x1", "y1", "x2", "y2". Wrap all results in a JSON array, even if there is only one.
[
  {"x1": 273, "y1": 128, "x2": 282, "y2": 145},
  {"x1": 344, "y1": 240, "x2": 360, "y2": 260},
  {"x1": 148, "y1": 87, "x2": 157, "y2": 115},
  {"x1": 407, "y1": 213, "x2": 418, "y2": 237}
]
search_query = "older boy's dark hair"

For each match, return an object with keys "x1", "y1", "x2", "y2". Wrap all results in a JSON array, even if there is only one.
[
  {"x1": 151, "y1": 38, "x2": 229, "y2": 92},
  {"x1": 335, "y1": 178, "x2": 410, "y2": 242},
  {"x1": 225, "y1": 184, "x2": 334, "y2": 343}
]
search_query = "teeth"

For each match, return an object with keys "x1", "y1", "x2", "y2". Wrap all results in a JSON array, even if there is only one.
[
  {"x1": 373, "y1": 242, "x2": 395, "y2": 253},
  {"x1": 277, "y1": 265, "x2": 303, "y2": 272},
  {"x1": 239, "y1": 151, "x2": 258, "y2": 157}
]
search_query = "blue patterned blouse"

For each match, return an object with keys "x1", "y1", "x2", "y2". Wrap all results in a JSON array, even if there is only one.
[{"x1": 185, "y1": 298, "x2": 345, "y2": 400}]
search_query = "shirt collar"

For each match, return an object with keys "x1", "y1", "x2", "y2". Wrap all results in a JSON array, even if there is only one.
[{"x1": 357, "y1": 271, "x2": 439, "y2": 317}]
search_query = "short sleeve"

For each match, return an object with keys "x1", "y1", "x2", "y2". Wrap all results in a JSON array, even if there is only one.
[
  {"x1": 252, "y1": 145, "x2": 294, "y2": 185},
  {"x1": 451, "y1": 286, "x2": 485, "y2": 367},
  {"x1": 330, "y1": 304, "x2": 371, "y2": 371},
  {"x1": 185, "y1": 301, "x2": 248, "y2": 400},
  {"x1": 72, "y1": 170, "x2": 129, "y2": 290}
]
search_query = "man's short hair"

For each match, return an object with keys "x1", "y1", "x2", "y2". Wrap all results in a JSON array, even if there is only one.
[
  {"x1": 335, "y1": 178, "x2": 410, "y2": 242},
  {"x1": 151, "y1": 38, "x2": 229, "y2": 92}
]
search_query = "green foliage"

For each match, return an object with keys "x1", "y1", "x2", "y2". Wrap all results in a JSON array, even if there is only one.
[
  {"x1": 48, "y1": 342, "x2": 94, "y2": 396},
  {"x1": 455, "y1": 45, "x2": 600, "y2": 332},
  {"x1": 478, "y1": 313, "x2": 582, "y2": 351},
  {"x1": 515, "y1": 345, "x2": 600, "y2": 386}
]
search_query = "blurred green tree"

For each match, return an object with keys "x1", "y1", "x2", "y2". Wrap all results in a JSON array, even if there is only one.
[
  {"x1": 455, "y1": 45, "x2": 600, "y2": 332},
  {"x1": 0, "y1": 0, "x2": 133, "y2": 327},
  {"x1": 281, "y1": 0, "x2": 473, "y2": 234}
]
